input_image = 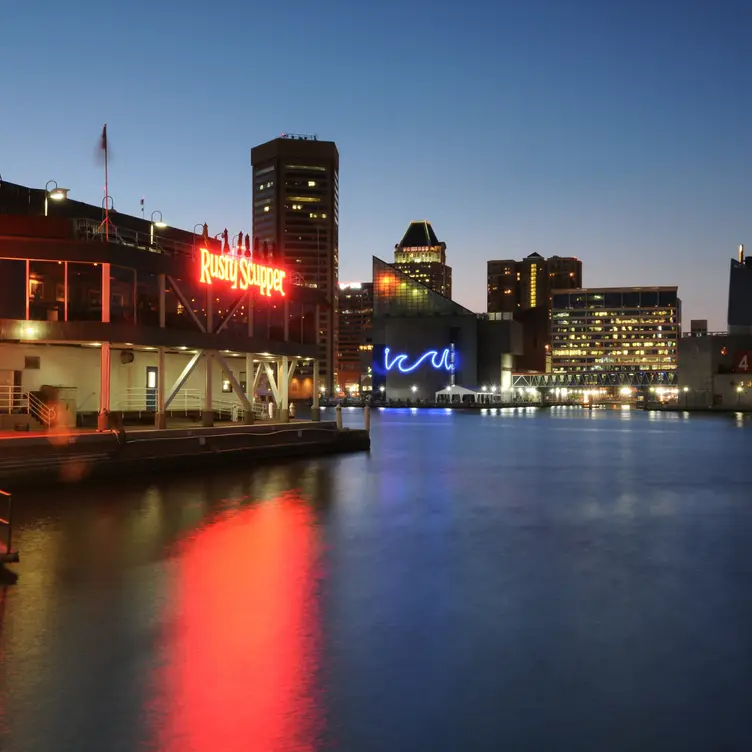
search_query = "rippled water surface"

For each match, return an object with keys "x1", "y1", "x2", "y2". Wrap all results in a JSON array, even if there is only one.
[{"x1": 1, "y1": 408, "x2": 752, "y2": 751}]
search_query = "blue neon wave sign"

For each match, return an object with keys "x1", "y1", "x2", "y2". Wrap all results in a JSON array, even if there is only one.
[{"x1": 384, "y1": 347, "x2": 454, "y2": 374}]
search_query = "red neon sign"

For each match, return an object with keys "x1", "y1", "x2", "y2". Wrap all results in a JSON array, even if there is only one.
[{"x1": 198, "y1": 247, "x2": 286, "y2": 297}]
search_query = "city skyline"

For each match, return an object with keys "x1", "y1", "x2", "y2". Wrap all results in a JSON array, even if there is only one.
[{"x1": 3, "y1": 0, "x2": 750, "y2": 329}]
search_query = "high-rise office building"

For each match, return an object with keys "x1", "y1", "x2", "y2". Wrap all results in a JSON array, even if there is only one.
[
  {"x1": 336, "y1": 282, "x2": 373, "y2": 394},
  {"x1": 487, "y1": 253, "x2": 582, "y2": 314},
  {"x1": 486, "y1": 253, "x2": 582, "y2": 371},
  {"x1": 393, "y1": 221, "x2": 452, "y2": 298},
  {"x1": 550, "y1": 287, "x2": 680, "y2": 374},
  {"x1": 251, "y1": 134, "x2": 339, "y2": 390}
]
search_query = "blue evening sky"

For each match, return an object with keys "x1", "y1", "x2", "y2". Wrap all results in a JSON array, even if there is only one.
[{"x1": 2, "y1": 0, "x2": 749, "y2": 328}]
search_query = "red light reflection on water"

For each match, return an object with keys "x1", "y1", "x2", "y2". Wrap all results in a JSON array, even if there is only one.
[{"x1": 155, "y1": 492, "x2": 322, "y2": 752}]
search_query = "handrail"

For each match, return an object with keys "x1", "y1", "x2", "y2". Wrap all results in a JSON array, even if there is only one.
[
  {"x1": 28, "y1": 391, "x2": 54, "y2": 428},
  {"x1": 0, "y1": 489, "x2": 16, "y2": 563},
  {"x1": 115, "y1": 388, "x2": 263, "y2": 419}
]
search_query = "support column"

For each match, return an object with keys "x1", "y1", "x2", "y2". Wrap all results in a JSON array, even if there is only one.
[
  {"x1": 279, "y1": 356, "x2": 290, "y2": 422},
  {"x1": 101, "y1": 263, "x2": 111, "y2": 323},
  {"x1": 245, "y1": 353, "x2": 255, "y2": 424},
  {"x1": 97, "y1": 343, "x2": 111, "y2": 431},
  {"x1": 202, "y1": 351, "x2": 214, "y2": 427},
  {"x1": 311, "y1": 359, "x2": 321, "y2": 421},
  {"x1": 158, "y1": 274, "x2": 166, "y2": 328},
  {"x1": 156, "y1": 346, "x2": 166, "y2": 429}
]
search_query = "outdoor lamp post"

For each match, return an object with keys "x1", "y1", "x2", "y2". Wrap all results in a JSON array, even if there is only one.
[
  {"x1": 44, "y1": 180, "x2": 69, "y2": 216},
  {"x1": 150, "y1": 210, "x2": 166, "y2": 248},
  {"x1": 737, "y1": 385, "x2": 743, "y2": 407}
]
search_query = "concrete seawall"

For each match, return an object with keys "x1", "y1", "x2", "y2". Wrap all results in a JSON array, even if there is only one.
[{"x1": 0, "y1": 421, "x2": 370, "y2": 489}]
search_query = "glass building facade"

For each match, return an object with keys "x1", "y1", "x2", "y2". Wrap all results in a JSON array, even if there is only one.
[
  {"x1": 374, "y1": 257, "x2": 470, "y2": 318},
  {"x1": 551, "y1": 287, "x2": 680, "y2": 374}
]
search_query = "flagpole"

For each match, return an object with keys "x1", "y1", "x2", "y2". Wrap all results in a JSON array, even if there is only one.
[
  {"x1": 97, "y1": 124, "x2": 114, "y2": 242},
  {"x1": 104, "y1": 124, "x2": 109, "y2": 242}
]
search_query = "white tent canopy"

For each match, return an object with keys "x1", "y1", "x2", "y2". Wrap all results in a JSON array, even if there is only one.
[{"x1": 435, "y1": 385, "x2": 478, "y2": 403}]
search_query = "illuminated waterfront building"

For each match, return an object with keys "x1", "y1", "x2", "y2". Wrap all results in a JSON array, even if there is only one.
[
  {"x1": 251, "y1": 135, "x2": 339, "y2": 391},
  {"x1": 550, "y1": 287, "x2": 680, "y2": 375},
  {"x1": 371, "y1": 257, "x2": 520, "y2": 401},
  {"x1": 0, "y1": 180, "x2": 325, "y2": 430},
  {"x1": 393, "y1": 221, "x2": 452, "y2": 298},
  {"x1": 336, "y1": 282, "x2": 373, "y2": 395}
]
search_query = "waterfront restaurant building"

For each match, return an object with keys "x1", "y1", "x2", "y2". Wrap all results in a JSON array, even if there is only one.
[
  {"x1": 0, "y1": 180, "x2": 325, "y2": 430},
  {"x1": 370, "y1": 257, "x2": 521, "y2": 402}
]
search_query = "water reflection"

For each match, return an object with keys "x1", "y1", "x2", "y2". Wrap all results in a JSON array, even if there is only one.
[
  {"x1": 155, "y1": 492, "x2": 322, "y2": 752},
  {"x1": 0, "y1": 465, "x2": 331, "y2": 752}
]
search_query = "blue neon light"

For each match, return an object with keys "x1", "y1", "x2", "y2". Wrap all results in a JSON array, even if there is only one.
[{"x1": 384, "y1": 347, "x2": 454, "y2": 374}]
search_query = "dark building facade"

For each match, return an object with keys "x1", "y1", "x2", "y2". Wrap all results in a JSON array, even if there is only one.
[
  {"x1": 728, "y1": 245, "x2": 752, "y2": 335},
  {"x1": 487, "y1": 253, "x2": 582, "y2": 373},
  {"x1": 336, "y1": 282, "x2": 373, "y2": 394},
  {"x1": 371, "y1": 257, "x2": 520, "y2": 401},
  {"x1": 393, "y1": 221, "x2": 452, "y2": 298},
  {"x1": 487, "y1": 253, "x2": 582, "y2": 314},
  {"x1": 251, "y1": 135, "x2": 339, "y2": 391}
]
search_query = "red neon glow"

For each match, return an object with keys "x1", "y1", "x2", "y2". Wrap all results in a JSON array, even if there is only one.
[
  {"x1": 198, "y1": 247, "x2": 286, "y2": 297},
  {"x1": 153, "y1": 493, "x2": 322, "y2": 751}
]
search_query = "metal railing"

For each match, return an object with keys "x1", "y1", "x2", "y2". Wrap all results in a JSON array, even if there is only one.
[
  {"x1": 69, "y1": 219, "x2": 306, "y2": 287},
  {"x1": 0, "y1": 489, "x2": 18, "y2": 564},
  {"x1": 0, "y1": 386, "x2": 55, "y2": 428},
  {"x1": 28, "y1": 392, "x2": 55, "y2": 428},
  {"x1": 72, "y1": 218, "x2": 197, "y2": 259},
  {"x1": 115, "y1": 388, "x2": 267, "y2": 420}
]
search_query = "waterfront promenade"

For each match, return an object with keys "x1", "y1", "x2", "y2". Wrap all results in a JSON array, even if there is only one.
[{"x1": 1, "y1": 408, "x2": 751, "y2": 751}]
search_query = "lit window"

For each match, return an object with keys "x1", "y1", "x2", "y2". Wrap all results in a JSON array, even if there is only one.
[
  {"x1": 263, "y1": 206, "x2": 270, "y2": 212},
  {"x1": 308, "y1": 180, "x2": 316, "y2": 187}
]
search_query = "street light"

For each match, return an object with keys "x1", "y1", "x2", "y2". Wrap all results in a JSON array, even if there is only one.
[
  {"x1": 411, "y1": 385, "x2": 417, "y2": 393},
  {"x1": 44, "y1": 180, "x2": 69, "y2": 216},
  {"x1": 737, "y1": 385, "x2": 744, "y2": 408},
  {"x1": 150, "y1": 210, "x2": 166, "y2": 248}
]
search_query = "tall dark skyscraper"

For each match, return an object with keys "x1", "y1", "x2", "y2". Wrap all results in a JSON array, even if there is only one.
[
  {"x1": 393, "y1": 221, "x2": 452, "y2": 298},
  {"x1": 487, "y1": 253, "x2": 582, "y2": 314},
  {"x1": 251, "y1": 135, "x2": 339, "y2": 391},
  {"x1": 486, "y1": 253, "x2": 583, "y2": 372}
]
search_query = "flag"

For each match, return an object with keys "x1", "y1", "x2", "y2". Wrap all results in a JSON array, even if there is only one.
[
  {"x1": 140, "y1": 197, "x2": 144, "y2": 207},
  {"x1": 95, "y1": 124, "x2": 111, "y2": 166}
]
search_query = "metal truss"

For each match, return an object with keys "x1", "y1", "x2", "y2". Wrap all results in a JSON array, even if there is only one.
[{"x1": 512, "y1": 371, "x2": 678, "y2": 388}]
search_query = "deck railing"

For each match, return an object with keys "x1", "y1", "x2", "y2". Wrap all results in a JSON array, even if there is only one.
[{"x1": 0, "y1": 386, "x2": 55, "y2": 428}]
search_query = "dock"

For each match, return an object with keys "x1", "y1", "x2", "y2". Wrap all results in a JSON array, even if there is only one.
[{"x1": 0, "y1": 419, "x2": 370, "y2": 489}]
